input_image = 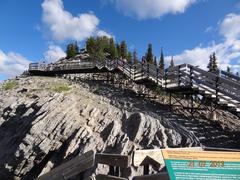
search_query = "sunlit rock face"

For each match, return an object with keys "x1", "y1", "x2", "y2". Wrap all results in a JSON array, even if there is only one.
[{"x1": 0, "y1": 76, "x2": 239, "y2": 179}]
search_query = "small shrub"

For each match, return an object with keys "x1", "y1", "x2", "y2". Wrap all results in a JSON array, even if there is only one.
[
  {"x1": 53, "y1": 83, "x2": 71, "y2": 93},
  {"x1": 93, "y1": 84, "x2": 101, "y2": 94},
  {"x1": 154, "y1": 85, "x2": 164, "y2": 95},
  {"x1": 2, "y1": 81, "x2": 18, "y2": 90}
]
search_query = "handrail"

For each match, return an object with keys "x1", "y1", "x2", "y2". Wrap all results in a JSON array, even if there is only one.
[{"x1": 221, "y1": 70, "x2": 240, "y2": 82}]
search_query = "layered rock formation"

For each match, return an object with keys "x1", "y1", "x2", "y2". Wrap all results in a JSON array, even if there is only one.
[{"x1": 0, "y1": 76, "x2": 239, "y2": 179}]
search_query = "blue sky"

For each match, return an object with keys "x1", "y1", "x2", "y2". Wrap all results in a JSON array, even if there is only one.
[{"x1": 1, "y1": 0, "x2": 240, "y2": 80}]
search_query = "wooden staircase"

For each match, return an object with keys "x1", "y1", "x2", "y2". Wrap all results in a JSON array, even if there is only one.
[{"x1": 29, "y1": 59, "x2": 240, "y2": 114}]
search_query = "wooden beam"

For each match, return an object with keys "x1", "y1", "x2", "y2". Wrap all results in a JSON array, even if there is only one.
[
  {"x1": 83, "y1": 176, "x2": 94, "y2": 180},
  {"x1": 132, "y1": 173, "x2": 170, "y2": 180},
  {"x1": 96, "y1": 153, "x2": 131, "y2": 168},
  {"x1": 37, "y1": 150, "x2": 95, "y2": 180},
  {"x1": 133, "y1": 147, "x2": 203, "y2": 167},
  {"x1": 96, "y1": 174, "x2": 128, "y2": 180},
  {"x1": 133, "y1": 149, "x2": 164, "y2": 167}
]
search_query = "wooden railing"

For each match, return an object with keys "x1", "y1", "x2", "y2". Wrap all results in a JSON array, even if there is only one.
[
  {"x1": 188, "y1": 64, "x2": 240, "y2": 109},
  {"x1": 36, "y1": 150, "x2": 170, "y2": 180},
  {"x1": 38, "y1": 147, "x2": 240, "y2": 180},
  {"x1": 95, "y1": 153, "x2": 131, "y2": 180}
]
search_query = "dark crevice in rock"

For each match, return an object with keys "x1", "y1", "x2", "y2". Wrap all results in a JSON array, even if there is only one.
[
  {"x1": 0, "y1": 105, "x2": 43, "y2": 179},
  {"x1": 23, "y1": 150, "x2": 56, "y2": 180},
  {"x1": 25, "y1": 129, "x2": 80, "y2": 179},
  {"x1": 15, "y1": 104, "x2": 28, "y2": 117},
  {"x1": 100, "y1": 121, "x2": 114, "y2": 142},
  {"x1": 122, "y1": 113, "x2": 141, "y2": 142}
]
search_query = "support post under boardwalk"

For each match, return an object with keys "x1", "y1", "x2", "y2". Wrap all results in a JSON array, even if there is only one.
[
  {"x1": 143, "y1": 165, "x2": 149, "y2": 175},
  {"x1": 169, "y1": 92, "x2": 172, "y2": 110}
]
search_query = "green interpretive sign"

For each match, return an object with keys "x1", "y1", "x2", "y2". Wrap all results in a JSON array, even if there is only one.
[{"x1": 162, "y1": 149, "x2": 240, "y2": 180}]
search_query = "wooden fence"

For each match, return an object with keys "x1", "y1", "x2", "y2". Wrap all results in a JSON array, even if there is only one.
[{"x1": 36, "y1": 149, "x2": 170, "y2": 180}]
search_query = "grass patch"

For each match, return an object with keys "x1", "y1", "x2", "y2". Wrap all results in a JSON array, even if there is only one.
[
  {"x1": 154, "y1": 85, "x2": 165, "y2": 96},
  {"x1": 52, "y1": 83, "x2": 71, "y2": 93},
  {"x1": 2, "y1": 80, "x2": 18, "y2": 90},
  {"x1": 93, "y1": 84, "x2": 101, "y2": 94}
]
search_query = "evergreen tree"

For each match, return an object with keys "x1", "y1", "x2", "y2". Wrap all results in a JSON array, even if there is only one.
[
  {"x1": 85, "y1": 36, "x2": 129, "y2": 62},
  {"x1": 120, "y1": 41, "x2": 127, "y2": 59},
  {"x1": 169, "y1": 56, "x2": 174, "y2": 69},
  {"x1": 127, "y1": 51, "x2": 133, "y2": 63},
  {"x1": 236, "y1": 72, "x2": 239, "y2": 76},
  {"x1": 154, "y1": 56, "x2": 157, "y2": 66},
  {"x1": 227, "y1": 66, "x2": 231, "y2": 73},
  {"x1": 207, "y1": 53, "x2": 219, "y2": 74},
  {"x1": 99, "y1": 36, "x2": 109, "y2": 53},
  {"x1": 95, "y1": 37, "x2": 107, "y2": 61},
  {"x1": 208, "y1": 53, "x2": 219, "y2": 74},
  {"x1": 159, "y1": 48, "x2": 165, "y2": 74},
  {"x1": 86, "y1": 37, "x2": 96, "y2": 60},
  {"x1": 116, "y1": 43, "x2": 121, "y2": 59},
  {"x1": 108, "y1": 38, "x2": 117, "y2": 59},
  {"x1": 86, "y1": 36, "x2": 107, "y2": 61},
  {"x1": 146, "y1": 43, "x2": 154, "y2": 64},
  {"x1": 212, "y1": 52, "x2": 219, "y2": 74},
  {"x1": 133, "y1": 49, "x2": 138, "y2": 64},
  {"x1": 74, "y1": 41, "x2": 79, "y2": 53},
  {"x1": 66, "y1": 42, "x2": 79, "y2": 59},
  {"x1": 207, "y1": 54, "x2": 213, "y2": 72}
]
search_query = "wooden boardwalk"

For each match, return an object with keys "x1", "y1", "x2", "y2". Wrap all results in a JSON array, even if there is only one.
[{"x1": 29, "y1": 59, "x2": 240, "y2": 114}]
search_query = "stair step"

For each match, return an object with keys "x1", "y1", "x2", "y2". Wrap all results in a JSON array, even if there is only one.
[
  {"x1": 218, "y1": 100, "x2": 227, "y2": 104},
  {"x1": 227, "y1": 103, "x2": 236, "y2": 107},
  {"x1": 233, "y1": 108, "x2": 240, "y2": 112}
]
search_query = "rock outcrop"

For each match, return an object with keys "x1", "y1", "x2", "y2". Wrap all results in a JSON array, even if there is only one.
[{"x1": 0, "y1": 76, "x2": 239, "y2": 179}]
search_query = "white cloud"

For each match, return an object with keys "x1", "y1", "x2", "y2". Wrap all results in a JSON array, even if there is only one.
[
  {"x1": 97, "y1": 30, "x2": 114, "y2": 38},
  {"x1": 205, "y1": 26, "x2": 213, "y2": 33},
  {"x1": 219, "y1": 13, "x2": 240, "y2": 40},
  {"x1": 0, "y1": 50, "x2": 31, "y2": 78},
  {"x1": 106, "y1": 0, "x2": 196, "y2": 19},
  {"x1": 42, "y1": 0, "x2": 104, "y2": 41},
  {"x1": 44, "y1": 45, "x2": 66, "y2": 62},
  {"x1": 167, "y1": 13, "x2": 240, "y2": 73}
]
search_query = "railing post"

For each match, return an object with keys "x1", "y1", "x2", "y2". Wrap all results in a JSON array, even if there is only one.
[
  {"x1": 109, "y1": 166, "x2": 115, "y2": 176},
  {"x1": 165, "y1": 69, "x2": 168, "y2": 89},
  {"x1": 157, "y1": 68, "x2": 159, "y2": 84},
  {"x1": 130, "y1": 63, "x2": 132, "y2": 80},
  {"x1": 169, "y1": 92, "x2": 172, "y2": 110},
  {"x1": 143, "y1": 165, "x2": 149, "y2": 175},
  {"x1": 142, "y1": 63, "x2": 144, "y2": 79},
  {"x1": 190, "y1": 65, "x2": 193, "y2": 87},
  {"x1": 147, "y1": 63, "x2": 150, "y2": 78},
  {"x1": 215, "y1": 76, "x2": 219, "y2": 105},
  {"x1": 134, "y1": 65, "x2": 136, "y2": 81},
  {"x1": 190, "y1": 65, "x2": 194, "y2": 116},
  {"x1": 178, "y1": 66, "x2": 181, "y2": 87},
  {"x1": 115, "y1": 166, "x2": 120, "y2": 177}
]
